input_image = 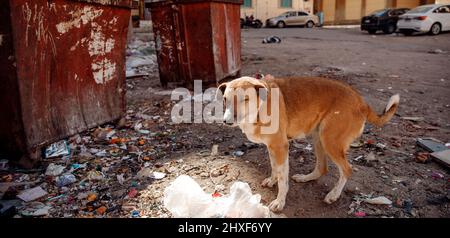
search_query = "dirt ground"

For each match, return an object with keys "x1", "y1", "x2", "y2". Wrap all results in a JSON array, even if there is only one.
[
  {"x1": 123, "y1": 27, "x2": 450, "y2": 218},
  {"x1": 2, "y1": 27, "x2": 449, "y2": 218}
]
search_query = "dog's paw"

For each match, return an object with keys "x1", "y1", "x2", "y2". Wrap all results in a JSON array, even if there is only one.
[
  {"x1": 291, "y1": 174, "x2": 310, "y2": 183},
  {"x1": 268, "y1": 199, "x2": 285, "y2": 212},
  {"x1": 324, "y1": 190, "x2": 340, "y2": 204},
  {"x1": 261, "y1": 177, "x2": 277, "y2": 188}
]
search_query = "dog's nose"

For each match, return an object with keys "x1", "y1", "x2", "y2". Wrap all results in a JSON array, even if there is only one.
[{"x1": 223, "y1": 120, "x2": 233, "y2": 125}]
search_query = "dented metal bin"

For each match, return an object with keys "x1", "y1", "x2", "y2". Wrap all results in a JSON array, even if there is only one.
[
  {"x1": 146, "y1": 0, "x2": 243, "y2": 87},
  {"x1": 0, "y1": 0, "x2": 132, "y2": 166}
]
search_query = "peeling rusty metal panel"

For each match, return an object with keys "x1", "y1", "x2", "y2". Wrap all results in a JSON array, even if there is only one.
[
  {"x1": 179, "y1": 2, "x2": 216, "y2": 85},
  {"x1": 147, "y1": 0, "x2": 242, "y2": 87},
  {"x1": 150, "y1": 3, "x2": 183, "y2": 86},
  {"x1": 0, "y1": 0, "x2": 28, "y2": 161},
  {"x1": 211, "y1": 2, "x2": 241, "y2": 81},
  {"x1": 0, "y1": 0, "x2": 131, "y2": 164},
  {"x1": 71, "y1": 0, "x2": 134, "y2": 8}
]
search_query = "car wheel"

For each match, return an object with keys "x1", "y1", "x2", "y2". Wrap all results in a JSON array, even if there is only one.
[
  {"x1": 429, "y1": 23, "x2": 441, "y2": 35},
  {"x1": 383, "y1": 24, "x2": 396, "y2": 34},
  {"x1": 368, "y1": 29, "x2": 377, "y2": 34},
  {"x1": 306, "y1": 21, "x2": 314, "y2": 28},
  {"x1": 255, "y1": 20, "x2": 263, "y2": 29},
  {"x1": 277, "y1": 21, "x2": 286, "y2": 28}
]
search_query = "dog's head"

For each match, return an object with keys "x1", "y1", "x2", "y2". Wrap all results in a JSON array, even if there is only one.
[{"x1": 216, "y1": 76, "x2": 271, "y2": 126}]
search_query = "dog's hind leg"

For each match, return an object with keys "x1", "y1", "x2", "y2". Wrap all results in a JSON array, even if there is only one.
[
  {"x1": 292, "y1": 131, "x2": 328, "y2": 183},
  {"x1": 319, "y1": 116, "x2": 363, "y2": 204}
]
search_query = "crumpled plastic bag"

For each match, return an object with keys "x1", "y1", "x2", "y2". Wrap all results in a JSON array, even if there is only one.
[{"x1": 163, "y1": 175, "x2": 271, "y2": 218}]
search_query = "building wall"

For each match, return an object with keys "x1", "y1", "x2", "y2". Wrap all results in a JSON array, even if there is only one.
[
  {"x1": 241, "y1": 0, "x2": 314, "y2": 23},
  {"x1": 322, "y1": 0, "x2": 336, "y2": 23},
  {"x1": 397, "y1": 0, "x2": 421, "y2": 8},
  {"x1": 345, "y1": 0, "x2": 362, "y2": 20},
  {"x1": 364, "y1": 0, "x2": 385, "y2": 15}
]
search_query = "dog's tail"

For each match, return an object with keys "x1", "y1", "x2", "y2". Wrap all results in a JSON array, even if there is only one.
[{"x1": 366, "y1": 94, "x2": 400, "y2": 127}]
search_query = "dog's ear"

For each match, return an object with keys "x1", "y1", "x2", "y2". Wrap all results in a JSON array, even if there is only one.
[
  {"x1": 254, "y1": 83, "x2": 268, "y2": 101},
  {"x1": 216, "y1": 82, "x2": 228, "y2": 100},
  {"x1": 263, "y1": 74, "x2": 274, "y2": 80}
]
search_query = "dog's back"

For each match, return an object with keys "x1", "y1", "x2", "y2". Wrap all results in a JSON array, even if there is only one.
[{"x1": 263, "y1": 77, "x2": 367, "y2": 138}]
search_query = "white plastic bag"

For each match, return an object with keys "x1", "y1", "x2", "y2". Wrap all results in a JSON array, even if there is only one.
[{"x1": 163, "y1": 175, "x2": 270, "y2": 218}]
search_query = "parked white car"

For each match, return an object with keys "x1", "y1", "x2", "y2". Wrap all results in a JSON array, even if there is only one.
[{"x1": 397, "y1": 4, "x2": 450, "y2": 35}]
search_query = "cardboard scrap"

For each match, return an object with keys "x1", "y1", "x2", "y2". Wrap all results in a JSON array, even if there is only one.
[
  {"x1": 17, "y1": 186, "x2": 48, "y2": 202},
  {"x1": 431, "y1": 150, "x2": 450, "y2": 168},
  {"x1": 417, "y1": 138, "x2": 447, "y2": 153}
]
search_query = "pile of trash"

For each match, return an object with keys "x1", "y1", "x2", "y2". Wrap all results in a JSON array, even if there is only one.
[{"x1": 0, "y1": 101, "x2": 188, "y2": 218}]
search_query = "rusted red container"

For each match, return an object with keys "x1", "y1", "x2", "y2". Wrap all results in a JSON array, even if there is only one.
[
  {"x1": 0, "y1": 0, "x2": 132, "y2": 166},
  {"x1": 146, "y1": 0, "x2": 243, "y2": 88}
]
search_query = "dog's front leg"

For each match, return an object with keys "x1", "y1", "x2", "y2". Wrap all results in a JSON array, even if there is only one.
[
  {"x1": 261, "y1": 152, "x2": 278, "y2": 188},
  {"x1": 266, "y1": 143, "x2": 289, "y2": 212}
]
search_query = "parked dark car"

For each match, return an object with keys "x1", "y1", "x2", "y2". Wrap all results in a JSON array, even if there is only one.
[{"x1": 361, "y1": 8, "x2": 410, "y2": 34}]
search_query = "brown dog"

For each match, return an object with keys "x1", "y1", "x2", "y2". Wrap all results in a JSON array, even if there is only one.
[{"x1": 217, "y1": 76, "x2": 399, "y2": 212}]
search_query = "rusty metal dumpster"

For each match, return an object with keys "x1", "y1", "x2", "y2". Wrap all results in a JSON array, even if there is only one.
[
  {"x1": 0, "y1": 0, "x2": 132, "y2": 166},
  {"x1": 146, "y1": 0, "x2": 243, "y2": 88}
]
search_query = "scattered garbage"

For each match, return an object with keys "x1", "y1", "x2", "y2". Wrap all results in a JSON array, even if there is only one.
[
  {"x1": 131, "y1": 210, "x2": 140, "y2": 218},
  {"x1": 20, "y1": 202, "x2": 51, "y2": 217},
  {"x1": 45, "y1": 163, "x2": 66, "y2": 176},
  {"x1": 350, "y1": 141, "x2": 364, "y2": 148},
  {"x1": 417, "y1": 138, "x2": 447, "y2": 153},
  {"x1": 402, "y1": 117, "x2": 425, "y2": 122},
  {"x1": 0, "y1": 199, "x2": 21, "y2": 217},
  {"x1": 0, "y1": 159, "x2": 9, "y2": 171},
  {"x1": 93, "y1": 128, "x2": 116, "y2": 142},
  {"x1": 211, "y1": 144, "x2": 219, "y2": 156},
  {"x1": 87, "y1": 171, "x2": 105, "y2": 181},
  {"x1": 137, "y1": 167, "x2": 153, "y2": 179},
  {"x1": 430, "y1": 150, "x2": 450, "y2": 168},
  {"x1": 428, "y1": 49, "x2": 446, "y2": 54},
  {"x1": 430, "y1": 171, "x2": 444, "y2": 179},
  {"x1": 232, "y1": 150, "x2": 244, "y2": 157},
  {"x1": 117, "y1": 174, "x2": 125, "y2": 185},
  {"x1": 55, "y1": 174, "x2": 77, "y2": 187},
  {"x1": 17, "y1": 186, "x2": 48, "y2": 202},
  {"x1": 415, "y1": 152, "x2": 430, "y2": 163},
  {"x1": 45, "y1": 140, "x2": 70, "y2": 158},
  {"x1": 69, "y1": 163, "x2": 87, "y2": 172},
  {"x1": 96, "y1": 206, "x2": 107, "y2": 215},
  {"x1": 363, "y1": 196, "x2": 392, "y2": 205},
  {"x1": 127, "y1": 188, "x2": 138, "y2": 198},
  {"x1": 87, "y1": 193, "x2": 97, "y2": 202},
  {"x1": 262, "y1": 36, "x2": 281, "y2": 44},
  {"x1": 375, "y1": 143, "x2": 387, "y2": 150},
  {"x1": 163, "y1": 175, "x2": 271, "y2": 218},
  {"x1": 416, "y1": 138, "x2": 449, "y2": 168},
  {"x1": 210, "y1": 164, "x2": 229, "y2": 177},
  {"x1": 151, "y1": 172, "x2": 166, "y2": 180},
  {"x1": 354, "y1": 211, "x2": 366, "y2": 217},
  {"x1": 365, "y1": 152, "x2": 377, "y2": 162}
]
